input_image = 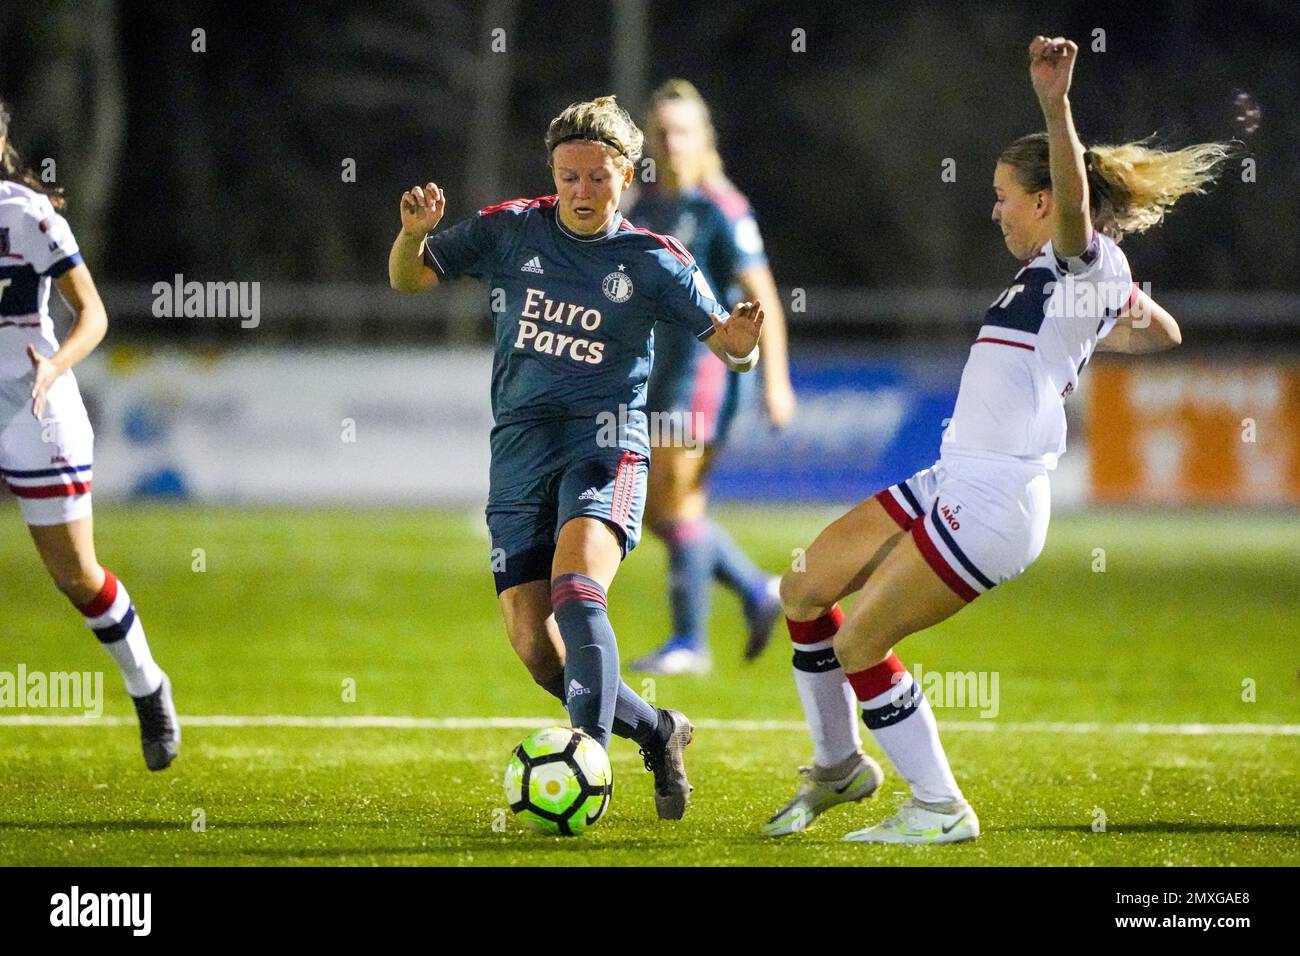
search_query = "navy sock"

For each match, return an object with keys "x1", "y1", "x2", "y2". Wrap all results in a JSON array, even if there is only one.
[
  {"x1": 551, "y1": 573, "x2": 621, "y2": 749},
  {"x1": 614, "y1": 684, "x2": 660, "y2": 746},
  {"x1": 660, "y1": 519, "x2": 712, "y2": 648},
  {"x1": 535, "y1": 670, "x2": 658, "y2": 747},
  {"x1": 706, "y1": 519, "x2": 768, "y2": 607}
]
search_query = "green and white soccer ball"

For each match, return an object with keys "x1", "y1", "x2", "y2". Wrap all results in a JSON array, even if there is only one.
[{"x1": 504, "y1": 727, "x2": 613, "y2": 836}]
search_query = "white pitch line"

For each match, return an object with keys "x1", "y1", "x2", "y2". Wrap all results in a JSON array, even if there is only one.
[{"x1": 0, "y1": 715, "x2": 1297, "y2": 735}]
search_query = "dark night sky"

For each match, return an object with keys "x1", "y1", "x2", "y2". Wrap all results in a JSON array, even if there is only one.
[{"x1": 2, "y1": 0, "x2": 1295, "y2": 293}]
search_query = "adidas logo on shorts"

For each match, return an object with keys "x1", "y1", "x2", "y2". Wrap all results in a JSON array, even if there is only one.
[
  {"x1": 578, "y1": 487, "x2": 604, "y2": 502},
  {"x1": 521, "y1": 256, "x2": 544, "y2": 274}
]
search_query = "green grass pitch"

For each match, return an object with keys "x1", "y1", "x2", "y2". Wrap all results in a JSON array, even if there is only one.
[{"x1": 1, "y1": 503, "x2": 1297, "y2": 866}]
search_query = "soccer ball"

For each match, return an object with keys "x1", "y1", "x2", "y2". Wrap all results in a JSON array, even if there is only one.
[{"x1": 504, "y1": 727, "x2": 613, "y2": 836}]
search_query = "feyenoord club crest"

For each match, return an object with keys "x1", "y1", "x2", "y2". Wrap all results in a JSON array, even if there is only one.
[{"x1": 602, "y1": 266, "x2": 633, "y2": 303}]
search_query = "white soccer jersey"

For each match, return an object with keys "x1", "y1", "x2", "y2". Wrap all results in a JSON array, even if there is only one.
[
  {"x1": 942, "y1": 231, "x2": 1134, "y2": 469},
  {"x1": 0, "y1": 180, "x2": 83, "y2": 381}
]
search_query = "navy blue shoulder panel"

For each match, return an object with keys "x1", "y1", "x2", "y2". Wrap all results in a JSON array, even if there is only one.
[{"x1": 982, "y1": 266, "x2": 1055, "y2": 335}]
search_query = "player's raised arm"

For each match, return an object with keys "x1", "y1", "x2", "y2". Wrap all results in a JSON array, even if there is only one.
[
  {"x1": 388, "y1": 182, "x2": 446, "y2": 292},
  {"x1": 705, "y1": 301, "x2": 764, "y2": 372},
  {"x1": 1096, "y1": 287, "x2": 1182, "y2": 353},
  {"x1": 1029, "y1": 36, "x2": 1091, "y2": 259}
]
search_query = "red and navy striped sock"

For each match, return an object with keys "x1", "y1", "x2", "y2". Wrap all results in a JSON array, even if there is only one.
[
  {"x1": 845, "y1": 653, "x2": 963, "y2": 805},
  {"x1": 77, "y1": 569, "x2": 163, "y2": 698},
  {"x1": 787, "y1": 604, "x2": 862, "y2": 767}
]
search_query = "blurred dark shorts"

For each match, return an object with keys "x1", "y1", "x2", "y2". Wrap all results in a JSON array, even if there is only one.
[{"x1": 485, "y1": 449, "x2": 648, "y2": 594}]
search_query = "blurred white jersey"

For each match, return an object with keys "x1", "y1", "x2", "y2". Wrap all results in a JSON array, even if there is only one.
[
  {"x1": 0, "y1": 180, "x2": 94, "y2": 526},
  {"x1": 0, "y1": 180, "x2": 82, "y2": 382},
  {"x1": 942, "y1": 232, "x2": 1134, "y2": 470}
]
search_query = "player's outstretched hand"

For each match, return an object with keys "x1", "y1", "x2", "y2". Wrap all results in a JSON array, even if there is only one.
[
  {"x1": 711, "y1": 301, "x2": 764, "y2": 359},
  {"x1": 400, "y1": 182, "x2": 446, "y2": 235},
  {"x1": 1028, "y1": 36, "x2": 1078, "y2": 105},
  {"x1": 27, "y1": 345, "x2": 59, "y2": 421}
]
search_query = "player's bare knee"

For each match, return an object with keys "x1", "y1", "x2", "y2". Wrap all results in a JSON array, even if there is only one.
[
  {"x1": 50, "y1": 566, "x2": 102, "y2": 607},
  {"x1": 779, "y1": 570, "x2": 824, "y2": 620},
  {"x1": 777, "y1": 570, "x2": 799, "y2": 612}
]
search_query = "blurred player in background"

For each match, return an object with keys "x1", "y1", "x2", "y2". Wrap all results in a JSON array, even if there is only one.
[
  {"x1": 388, "y1": 96, "x2": 764, "y2": 819},
  {"x1": 628, "y1": 79, "x2": 794, "y2": 676},
  {"x1": 0, "y1": 99, "x2": 179, "y2": 770},
  {"x1": 764, "y1": 37, "x2": 1229, "y2": 843}
]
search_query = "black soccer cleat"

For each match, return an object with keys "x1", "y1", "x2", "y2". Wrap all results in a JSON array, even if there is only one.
[
  {"x1": 131, "y1": 671, "x2": 181, "y2": 772},
  {"x1": 639, "y1": 708, "x2": 694, "y2": 820}
]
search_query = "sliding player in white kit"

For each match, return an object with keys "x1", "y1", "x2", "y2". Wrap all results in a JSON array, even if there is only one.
[
  {"x1": 0, "y1": 100, "x2": 179, "y2": 770},
  {"x1": 763, "y1": 38, "x2": 1230, "y2": 842}
]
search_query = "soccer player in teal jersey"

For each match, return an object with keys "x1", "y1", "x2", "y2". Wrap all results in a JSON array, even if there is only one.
[
  {"x1": 388, "y1": 96, "x2": 764, "y2": 819},
  {"x1": 628, "y1": 79, "x2": 796, "y2": 676}
]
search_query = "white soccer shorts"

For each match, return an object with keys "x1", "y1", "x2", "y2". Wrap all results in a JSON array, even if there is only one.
[
  {"x1": 0, "y1": 373, "x2": 94, "y2": 526},
  {"x1": 873, "y1": 453, "x2": 1050, "y2": 602}
]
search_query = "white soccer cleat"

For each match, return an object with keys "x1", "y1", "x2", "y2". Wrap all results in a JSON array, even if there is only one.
[
  {"x1": 841, "y1": 797, "x2": 980, "y2": 844},
  {"x1": 762, "y1": 752, "x2": 884, "y2": 837}
]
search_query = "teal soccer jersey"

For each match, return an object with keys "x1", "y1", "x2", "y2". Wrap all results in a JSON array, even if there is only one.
[
  {"x1": 423, "y1": 195, "x2": 722, "y2": 477},
  {"x1": 422, "y1": 195, "x2": 724, "y2": 558}
]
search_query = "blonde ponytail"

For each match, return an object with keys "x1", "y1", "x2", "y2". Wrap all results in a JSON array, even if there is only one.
[
  {"x1": 1085, "y1": 139, "x2": 1232, "y2": 238},
  {"x1": 998, "y1": 132, "x2": 1232, "y2": 241}
]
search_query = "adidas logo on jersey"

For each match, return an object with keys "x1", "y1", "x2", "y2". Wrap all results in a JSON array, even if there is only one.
[
  {"x1": 520, "y1": 256, "x2": 544, "y2": 274},
  {"x1": 578, "y1": 487, "x2": 605, "y2": 503}
]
